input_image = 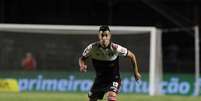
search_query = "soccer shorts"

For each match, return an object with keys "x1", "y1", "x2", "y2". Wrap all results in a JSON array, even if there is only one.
[{"x1": 88, "y1": 78, "x2": 121, "y2": 100}]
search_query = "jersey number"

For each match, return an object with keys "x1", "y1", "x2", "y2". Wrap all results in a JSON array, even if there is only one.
[{"x1": 112, "y1": 82, "x2": 119, "y2": 87}]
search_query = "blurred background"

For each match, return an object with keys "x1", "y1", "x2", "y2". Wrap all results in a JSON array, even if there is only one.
[{"x1": 0, "y1": 0, "x2": 200, "y2": 98}]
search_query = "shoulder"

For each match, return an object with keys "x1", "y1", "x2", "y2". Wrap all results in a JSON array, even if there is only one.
[
  {"x1": 111, "y1": 42, "x2": 126, "y2": 49},
  {"x1": 111, "y1": 42, "x2": 128, "y2": 54},
  {"x1": 111, "y1": 42, "x2": 119, "y2": 49},
  {"x1": 85, "y1": 41, "x2": 99, "y2": 49},
  {"x1": 90, "y1": 41, "x2": 100, "y2": 48}
]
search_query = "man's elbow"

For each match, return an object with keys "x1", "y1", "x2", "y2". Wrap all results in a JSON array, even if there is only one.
[
  {"x1": 127, "y1": 51, "x2": 135, "y2": 59},
  {"x1": 79, "y1": 56, "x2": 87, "y2": 61}
]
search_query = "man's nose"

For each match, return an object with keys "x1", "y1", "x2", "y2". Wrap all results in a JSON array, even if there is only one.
[{"x1": 102, "y1": 36, "x2": 107, "y2": 40}]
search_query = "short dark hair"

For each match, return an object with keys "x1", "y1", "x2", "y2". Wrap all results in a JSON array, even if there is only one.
[{"x1": 99, "y1": 25, "x2": 110, "y2": 32}]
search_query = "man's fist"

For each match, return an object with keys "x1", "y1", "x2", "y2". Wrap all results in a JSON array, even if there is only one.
[
  {"x1": 80, "y1": 64, "x2": 87, "y2": 72},
  {"x1": 134, "y1": 72, "x2": 141, "y2": 81}
]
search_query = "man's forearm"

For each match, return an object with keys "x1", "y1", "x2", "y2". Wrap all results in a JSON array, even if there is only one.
[
  {"x1": 131, "y1": 55, "x2": 139, "y2": 74},
  {"x1": 79, "y1": 57, "x2": 85, "y2": 66},
  {"x1": 127, "y1": 50, "x2": 140, "y2": 74},
  {"x1": 79, "y1": 56, "x2": 88, "y2": 66}
]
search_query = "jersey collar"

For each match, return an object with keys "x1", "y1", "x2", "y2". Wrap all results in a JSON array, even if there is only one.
[{"x1": 98, "y1": 41, "x2": 111, "y2": 49}]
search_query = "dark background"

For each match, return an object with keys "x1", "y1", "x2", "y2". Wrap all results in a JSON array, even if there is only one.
[
  {"x1": 0, "y1": 0, "x2": 200, "y2": 27},
  {"x1": 0, "y1": 0, "x2": 200, "y2": 73}
]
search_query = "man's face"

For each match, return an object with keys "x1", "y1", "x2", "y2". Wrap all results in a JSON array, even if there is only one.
[{"x1": 98, "y1": 30, "x2": 111, "y2": 48}]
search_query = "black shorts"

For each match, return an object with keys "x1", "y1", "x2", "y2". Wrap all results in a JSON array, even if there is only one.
[{"x1": 88, "y1": 78, "x2": 121, "y2": 100}]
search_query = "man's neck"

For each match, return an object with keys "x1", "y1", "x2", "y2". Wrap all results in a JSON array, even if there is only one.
[{"x1": 99, "y1": 42, "x2": 111, "y2": 49}]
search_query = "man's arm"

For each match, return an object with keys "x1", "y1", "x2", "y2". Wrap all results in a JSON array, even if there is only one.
[
  {"x1": 127, "y1": 50, "x2": 141, "y2": 80},
  {"x1": 79, "y1": 56, "x2": 88, "y2": 72},
  {"x1": 79, "y1": 43, "x2": 93, "y2": 72}
]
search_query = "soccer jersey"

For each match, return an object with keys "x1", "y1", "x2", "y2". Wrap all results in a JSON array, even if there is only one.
[
  {"x1": 82, "y1": 42, "x2": 128, "y2": 61},
  {"x1": 82, "y1": 42, "x2": 128, "y2": 80}
]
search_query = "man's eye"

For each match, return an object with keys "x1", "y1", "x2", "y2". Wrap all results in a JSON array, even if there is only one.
[{"x1": 101, "y1": 34, "x2": 108, "y2": 37}]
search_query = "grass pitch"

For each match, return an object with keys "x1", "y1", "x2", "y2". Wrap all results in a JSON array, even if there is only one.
[{"x1": 0, "y1": 92, "x2": 200, "y2": 101}]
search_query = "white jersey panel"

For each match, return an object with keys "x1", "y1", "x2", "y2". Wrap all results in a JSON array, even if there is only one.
[
  {"x1": 82, "y1": 42, "x2": 128, "y2": 61},
  {"x1": 113, "y1": 43, "x2": 128, "y2": 57}
]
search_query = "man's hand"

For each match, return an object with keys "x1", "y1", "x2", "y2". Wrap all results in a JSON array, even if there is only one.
[
  {"x1": 80, "y1": 64, "x2": 87, "y2": 72},
  {"x1": 134, "y1": 72, "x2": 141, "y2": 81},
  {"x1": 79, "y1": 56, "x2": 88, "y2": 72}
]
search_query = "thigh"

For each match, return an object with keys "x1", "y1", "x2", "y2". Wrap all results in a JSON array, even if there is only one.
[{"x1": 88, "y1": 78, "x2": 108, "y2": 99}]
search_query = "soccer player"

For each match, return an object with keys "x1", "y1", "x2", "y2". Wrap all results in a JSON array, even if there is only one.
[{"x1": 79, "y1": 25, "x2": 141, "y2": 101}]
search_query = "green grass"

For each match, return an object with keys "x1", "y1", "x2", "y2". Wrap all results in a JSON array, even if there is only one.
[{"x1": 0, "y1": 92, "x2": 200, "y2": 101}]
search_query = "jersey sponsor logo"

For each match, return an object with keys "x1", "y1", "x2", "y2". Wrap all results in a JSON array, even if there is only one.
[
  {"x1": 108, "y1": 51, "x2": 114, "y2": 56},
  {"x1": 95, "y1": 50, "x2": 114, "y2": 57},
  {"x1": 95, "y1": 53, "x2": 100, "y2": 56}
]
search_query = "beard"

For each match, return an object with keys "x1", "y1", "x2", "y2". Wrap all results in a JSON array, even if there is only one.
[{"x1": 100, "y1": 40, "x2": 110, "y2": 48}]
